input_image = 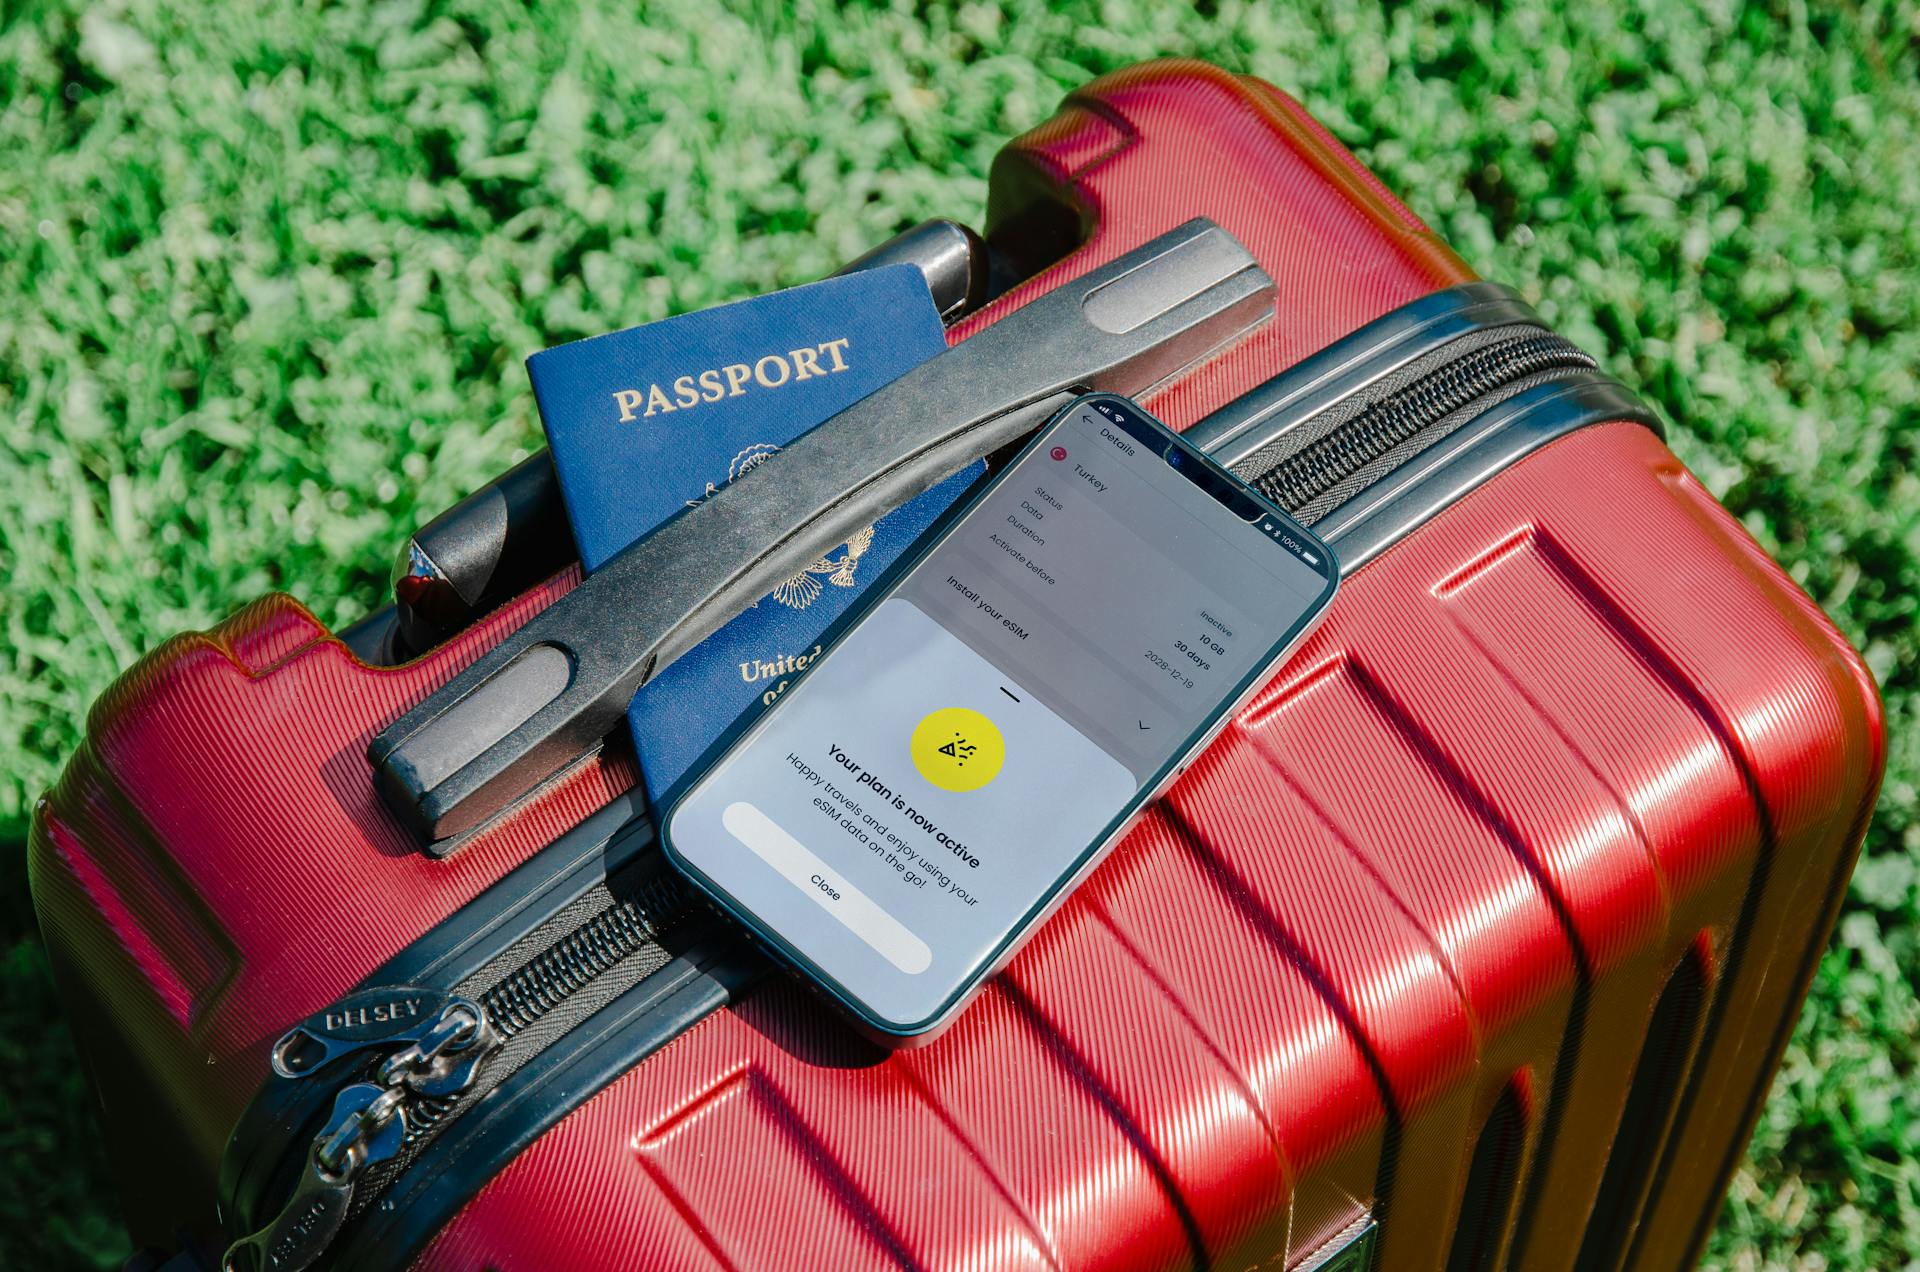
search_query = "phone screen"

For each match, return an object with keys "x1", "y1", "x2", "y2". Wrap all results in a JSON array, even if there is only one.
[{"x1": 663, "y1": 394, "x2": 1336, "y2": 1036}]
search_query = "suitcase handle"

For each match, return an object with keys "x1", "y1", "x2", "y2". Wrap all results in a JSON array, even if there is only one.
[{"x1": 368, "y1": 218, "x2": 1275, "y2": 848}]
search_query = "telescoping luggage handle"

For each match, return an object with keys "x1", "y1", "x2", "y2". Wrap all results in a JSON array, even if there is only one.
[{"x1": 369, "y1": 218, "x2": 1276, "y2": 849}]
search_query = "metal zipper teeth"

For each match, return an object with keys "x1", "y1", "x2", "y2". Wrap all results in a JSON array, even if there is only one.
[
  {"x1": 417, "y1": 871, "x2": 692, "y2": 1137},
  {"x1": 481, "y1": 869, "x2": 693, "y2": 1040},
  {"x1": 349, "y1": 871, "x2": 694, "y2": 1206},
  {"x1": 1253, "y1": 332, "x2": 1597, "y2": 513}
]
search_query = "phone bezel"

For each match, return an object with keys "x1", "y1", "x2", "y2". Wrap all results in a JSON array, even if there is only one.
[{"x1": 658, "y1": 391, "x2": 1339, "y2": 1041}]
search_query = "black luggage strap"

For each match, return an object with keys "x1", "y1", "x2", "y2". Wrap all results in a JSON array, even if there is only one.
[{"x1": 369, "y1": 218, "x2": 1276, "y2": 849}]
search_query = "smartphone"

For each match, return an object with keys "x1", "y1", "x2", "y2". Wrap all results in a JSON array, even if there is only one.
[{"x1": 660, "y1": 392, "x2": 1338, "y2": 1043}]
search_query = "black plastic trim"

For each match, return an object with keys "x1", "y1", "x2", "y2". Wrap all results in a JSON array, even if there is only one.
[{"x1": 337, "y1": 604, "x2": 402, "y2": 664}]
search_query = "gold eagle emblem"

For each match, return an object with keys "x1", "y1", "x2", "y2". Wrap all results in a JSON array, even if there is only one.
[{"x1": 690, "y1": 443, "x2": 876, "y2": 610}]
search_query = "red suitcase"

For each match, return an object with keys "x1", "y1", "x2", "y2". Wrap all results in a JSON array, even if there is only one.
[{"x1": 30, "y1": 59, "x2": 1881, "y2": 1271}]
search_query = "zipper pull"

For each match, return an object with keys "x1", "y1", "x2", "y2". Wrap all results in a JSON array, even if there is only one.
[
  {"x1": 222, "y1": 1081, "x2": 408, "y2": 1272},
  {"x1": 226, "y1": 998, "x2": 499, "y2": 1272},
  {"x1": 375, "y1": 997, "x2": 499, "y2": 1097},
  {"x1": 270, "y1": 986, "x2": 459, "y2": 1078}
]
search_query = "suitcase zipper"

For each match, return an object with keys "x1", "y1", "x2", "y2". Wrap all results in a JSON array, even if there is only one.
[
  {"x1": 1246, "y1": 330, "x2": 1596, "y2": 515},
  {"x1": 224, "y1": 869, "x2": 693, "y2": 1272}
]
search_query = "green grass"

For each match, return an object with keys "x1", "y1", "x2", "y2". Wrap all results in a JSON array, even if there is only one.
[{"x1": 2, "y1": 0, "x2": 1914, "y2": 1266}]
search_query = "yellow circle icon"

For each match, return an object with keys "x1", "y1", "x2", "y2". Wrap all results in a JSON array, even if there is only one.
[{"x1": 909, "y1": 707, "x2": 1006, "y2": 793}]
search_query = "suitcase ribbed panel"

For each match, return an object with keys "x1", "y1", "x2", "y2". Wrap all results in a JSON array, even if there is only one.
[
  {"x1": 220, "y1": 593, "x2": 330, "y2": 675},
  {"x1": 418, "y1": 422, "x2": 1881, "y2": 1272},
  {"x1": 1624, "y1": 465, "x2": 1883, "y2": 1267}
]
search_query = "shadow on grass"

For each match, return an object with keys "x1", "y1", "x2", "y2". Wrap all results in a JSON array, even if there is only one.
[{"x1": 2, "y1": 838, "x2": 134, "y2": 1271}]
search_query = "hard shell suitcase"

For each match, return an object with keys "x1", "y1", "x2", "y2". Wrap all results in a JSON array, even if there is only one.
[{"x1": 30, "y1": 59, "x2": 1882, "y2": 1271}]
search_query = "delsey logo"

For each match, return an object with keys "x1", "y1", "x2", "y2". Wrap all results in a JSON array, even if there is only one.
[
  {"x1": 611, "y1": 337, "x2": 854, "y2": 423},
  {"x1": 324, "y1": 997, "x2": 424, "y2": 1032}
]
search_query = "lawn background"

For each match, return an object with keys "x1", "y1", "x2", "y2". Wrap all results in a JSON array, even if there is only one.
[{"x1": 2, "y1": 0, "x2": 1915, "y2": 1267}]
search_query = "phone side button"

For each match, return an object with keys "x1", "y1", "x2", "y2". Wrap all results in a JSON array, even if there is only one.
[{"x1": 721, "y1": 801, "x2": 934, "y2": 975}]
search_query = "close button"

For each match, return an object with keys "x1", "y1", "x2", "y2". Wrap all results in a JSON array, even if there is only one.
[{"x1": 721, "y1": 801, "x2": 934, "y2": 975}]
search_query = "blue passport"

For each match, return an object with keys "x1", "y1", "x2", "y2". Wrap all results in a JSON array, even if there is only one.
[{"x1": 528, "y1": 264, "x2": 981, "y2": 801}]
